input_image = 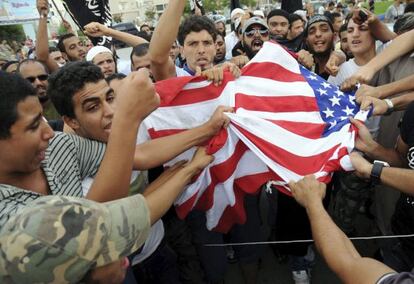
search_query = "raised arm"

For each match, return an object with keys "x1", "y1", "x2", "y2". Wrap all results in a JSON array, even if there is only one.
[
  {"x1": 35, "y1": 0, "x2": 59, "y2": 72},
  {"x1": 86, "y1": 69, "x2": 159, "y2": 202},
  {"x1": 289, "y1": 176, "x2": 395, "y2": 284},
  {"x1": 149, "y1": 0, "x2": 186, "y2": 80},
  {"x1": 84, "y1": 22, "x2": 148, "y2": 47}
]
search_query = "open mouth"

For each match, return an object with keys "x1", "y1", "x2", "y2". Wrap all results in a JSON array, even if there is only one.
[{"x1": 252, "y1": 39, "x2": 263, "y2": 50}]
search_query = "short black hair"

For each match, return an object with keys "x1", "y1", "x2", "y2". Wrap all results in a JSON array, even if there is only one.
[
  {"x1": 17, "y1": 59, "x2": 49, "y2": 74},
  {"x1": 177, "y1": 15, "x2": 217, "y2": 46},
  {"x1": 130, "y1": 43, "x2": 150, "y2": 63},
  {"x1": 267, "y1": 9, "x2": 289, "y2": 22},
  {"x1": 0, "y1": 71, "x2": 37, "y2": 139},
  {"x1": 328, "y1": 1, "x2": 335, "y2": 7},
  {"x1": 48, "y1": 61, "x2": 104, "y2": 118},
  {"x1": 288, "y1": 14, "x2": 304, "y2": 28},
  {"x1": 48, "y1": 46, "x2": 60, "y2": 53},
  {"x1": 57, "y1": 33, "x2": 76, "y2": 53},
  {"x1": 405, "y1": 3, "x2": 414, "y2": 13},
  {"x1": 339, "y1": 23, "x2": 348, "y2": 36},
  {"x1": 105, "y1": 73, "x2": 126, "y2": 84},
  {"x1": 1, "y1": 60, "x2": 18, "y2": 71}
]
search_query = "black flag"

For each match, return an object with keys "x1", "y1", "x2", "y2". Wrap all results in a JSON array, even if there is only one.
[{"x1": 61, "y1": 0, "x2": 112, "y2": 46}]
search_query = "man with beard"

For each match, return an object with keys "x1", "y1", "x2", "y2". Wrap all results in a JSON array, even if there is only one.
[
  {"x1": 267, "y1": 9, "x2": 290, "y2": 41},
  {"x1": 214, "y1": 33, "x2": 226, "y2": 64},
  {"x1": 241, "y1": 17, "x2": 270, "y2": 60},
  {"x1": 305, "y1": 15, "x2": 336, "y2": 79},
  {"x1": 17, "y1": 59, "x2": 60, "y2": 121}
]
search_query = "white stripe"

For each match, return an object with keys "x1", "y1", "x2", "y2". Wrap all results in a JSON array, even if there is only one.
[
  {"x1": 205, "y1": 150, "x2": 269, "y2": 229},
  {"x1": 236, "y1": 108, "x2": 324, "y2": 124},
  {"x1": 246, "y1": 41, "x2": 300, "y2": 74},
  {"x1": 183, "y1": 80, "x2": 213, "y2": 90},
  {"x1": 227, "y1": 111, "x2": 352, "y2": 157},
  {"x1": 235, "y1": 76, "x2": 315, "y2": 98}
]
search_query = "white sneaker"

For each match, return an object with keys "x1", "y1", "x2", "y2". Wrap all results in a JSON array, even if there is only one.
[{"x1": 292, "y1": 270, "x2": 310, "y2": 284}]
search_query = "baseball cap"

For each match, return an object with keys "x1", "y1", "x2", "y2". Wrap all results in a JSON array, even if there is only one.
[
  {"x1": 242, "y1": 16, "x2": 269, "y2": 34},
  {"x1": 0, "y1": 194, "x2": 150, "y2": 284},
  {"x1": 86, "y1": 45, "x2": 113, "y2": 62},
  {"x1": 305, "y1": 15, "x2": 334, "y2": 36},
  {"x1": 231, "y1": 8, "x2": 244, "y2": 22}
]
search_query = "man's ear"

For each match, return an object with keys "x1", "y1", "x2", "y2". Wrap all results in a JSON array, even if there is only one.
[
  {"x1": 61, "y1": 52, "x2": 69, "y2": 61},
  {"x1": 63, "y1": 115, "x2": 80, "y2": 131}
]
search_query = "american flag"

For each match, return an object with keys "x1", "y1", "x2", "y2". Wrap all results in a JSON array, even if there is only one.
[{"x1": 140, "y1": 41, "x2": 369, "y2": 232}]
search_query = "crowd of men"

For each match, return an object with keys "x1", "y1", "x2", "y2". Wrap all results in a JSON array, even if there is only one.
[{"x1": 1, "y1": 0, "x2": 414, "y2": 283}]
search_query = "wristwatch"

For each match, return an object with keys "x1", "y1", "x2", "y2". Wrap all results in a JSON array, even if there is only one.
[
  {"x1": 384, "y1": 99, "x2": 394, "y2": 116},
  {"x1": 370, "y1": 160, "x2": 390, "y2": 185}
]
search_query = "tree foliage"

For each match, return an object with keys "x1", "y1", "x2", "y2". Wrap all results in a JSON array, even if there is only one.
[{"x1": 0, "y1": 24, "x2": 26, "y2": 43}]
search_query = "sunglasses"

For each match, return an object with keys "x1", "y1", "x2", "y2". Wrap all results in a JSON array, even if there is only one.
[
  {"x1": 25, "y1": 74, "x2": 49, "y2": 83},
  {"x1": 245, "y1": 28, "x2": 269, "y2": 38}
]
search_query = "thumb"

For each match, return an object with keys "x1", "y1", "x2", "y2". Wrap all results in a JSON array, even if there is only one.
[
  {"x1": 195, "y1": 66, "x2": 202, "y2": 76},
  {"x1": 349, "y1": 117, "x2": 365, "y2": 129}
]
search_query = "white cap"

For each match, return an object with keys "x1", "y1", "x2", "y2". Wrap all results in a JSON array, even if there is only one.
[
  {"x1": 253, "y1": 10, "x2": 264, "y2": 18},
  {"x1": 86, "y1": 46, "x2": 113, "y2": 62},
  {"x1": 230, "y1": 8, "x2": 244, "y2": 22}
]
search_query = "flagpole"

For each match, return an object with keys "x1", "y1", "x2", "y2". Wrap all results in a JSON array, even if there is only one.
[{"x1": 50, "y1": 0, "x2": 65, "y2": 22}]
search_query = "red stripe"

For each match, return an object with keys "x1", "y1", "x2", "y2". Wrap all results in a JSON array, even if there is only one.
[
  {"x1": 242, "y1": 61, "x2": 305, "y2": 82},
  {"x1": 195, "y1": 140, "x2": 248, "y2": 211},
  {"x1": 156, "y1": 73, "x2": 233, "y2": 107},
  {"x1": 147, "y1": 128, "x2": 186, "y2": 139},
  {"x1": 266, "y1": 121, "x2": 326, "y2": 139},
  {"x1": 233, "y1": 124, "x2": 347, "y2": 176},
  {"x1": 235, "y1": 94, "x2": 318, "y2": 113}
]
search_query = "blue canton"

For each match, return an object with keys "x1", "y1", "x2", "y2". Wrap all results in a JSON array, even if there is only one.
[{"x1": 300, "y1": 66, "x2": 359, "y2": 136}]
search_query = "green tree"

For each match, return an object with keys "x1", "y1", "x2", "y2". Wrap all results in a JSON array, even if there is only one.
[
  {"x1": 0, "y1": 24, "x2": 26, "y2": 43},
  {"x1": 113, "y1": 14, "x2": 123, "y2": 23}
]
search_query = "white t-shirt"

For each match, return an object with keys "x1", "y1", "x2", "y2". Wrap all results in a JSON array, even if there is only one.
[
  {"x1": 224, "y1": 31, "x2": 239, "y2": 60},
  {"x1": 328, "y1": 58, "x2": 381, "y2": 139}
]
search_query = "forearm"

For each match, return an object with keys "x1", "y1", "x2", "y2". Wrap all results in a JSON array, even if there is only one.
[
  {"x1": 107, "y1": 28, "x2": 147, "y2": 46},
  {"x1": 306, "y1": 201, "x2": 361, "y2": 281},
  {"x1": 364, "y1": 143, "x2": 405, "y2": 167},
  {"x1": 367, "y1": 30, "x2": 414, "y2": 74},
  {"x1": 369, "y1": 18, "x2": 397, "y2": 43},
  {"x1": 134, "y1": 124, "x2": 212, "y2": 170},
  {"x1": 379, "y1": 74, "x2": 414, "y2": 98},
  {"x1": 87, "y1": 116, "x2": 141, "y2": 202},
  {"x1": 392, "y1": 91, "x2": 414, "y2": 110},
  {"x1": 145, "y1": 166, "x2": 194, "y2": 224},
  {"x1": 380, "y1": 167, "x2": 414, "y2": 196},
  {"x1": 35, "y1": 17, "x2": 59, "y2": 72},
  {"x1": 149, "y1": 0, "x2": 185, "y2": 79}
]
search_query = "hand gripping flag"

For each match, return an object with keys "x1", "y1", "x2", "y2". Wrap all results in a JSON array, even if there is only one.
[{"x1": 142, "y1": 41, "x2": 369, "y2": 232}]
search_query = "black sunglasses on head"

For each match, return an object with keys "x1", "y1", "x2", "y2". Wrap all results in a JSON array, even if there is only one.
[
  {"x1": 245, "y1": 28, "x2": 269, "y2": 38},
  {"x1": 25, "y1": 74, "x2": 49, "y2": 83}
]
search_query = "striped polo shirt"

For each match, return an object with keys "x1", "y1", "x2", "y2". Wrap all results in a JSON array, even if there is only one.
[{"x1": 0, "y1": 132, "x2": 106, "y2": 227}]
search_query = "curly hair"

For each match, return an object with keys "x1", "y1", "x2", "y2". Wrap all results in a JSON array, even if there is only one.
[
  {"x1": 177, "y1": 15, "x2": 217, "y2": 46},
  {"x1": 48, "y1": 61, "x2": 104, "y2": 118},
  {"x1": 0, "y1": 71, "x2": 37, "y2": 139}
]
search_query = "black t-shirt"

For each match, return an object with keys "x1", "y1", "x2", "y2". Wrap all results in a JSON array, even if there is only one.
[{"x1": 391, "y1": 101, "x2": 414, "y2": 251}]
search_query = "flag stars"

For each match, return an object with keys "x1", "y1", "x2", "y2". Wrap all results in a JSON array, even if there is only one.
[
  {"x1": 329, "y1": 120, "x2": 337, "y2": 128},
  {"x1": 321, "y1": 82, "x2": 331, "y2": 89},
  {"x1": 323, "y1": 107, "x2": 334, "y2": 118},
  {"x1": 317, "y1": 88, "x2": 328, "y2": 96},
  {"x1": 348, "y1": 95, "x2": 356, "y2": 105},
  {"x1": 329, "y1": 96, "x2": 341, "y2": 107},
  {"x1": 342, "y1": 105, "x2": 354, "y2": 116},
  {"x1": 308, "y1": 74, "x2": 318, "y2": 80},
  {"x1": 335, "y1": 89, "x2": 345, "y2": 97}
]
